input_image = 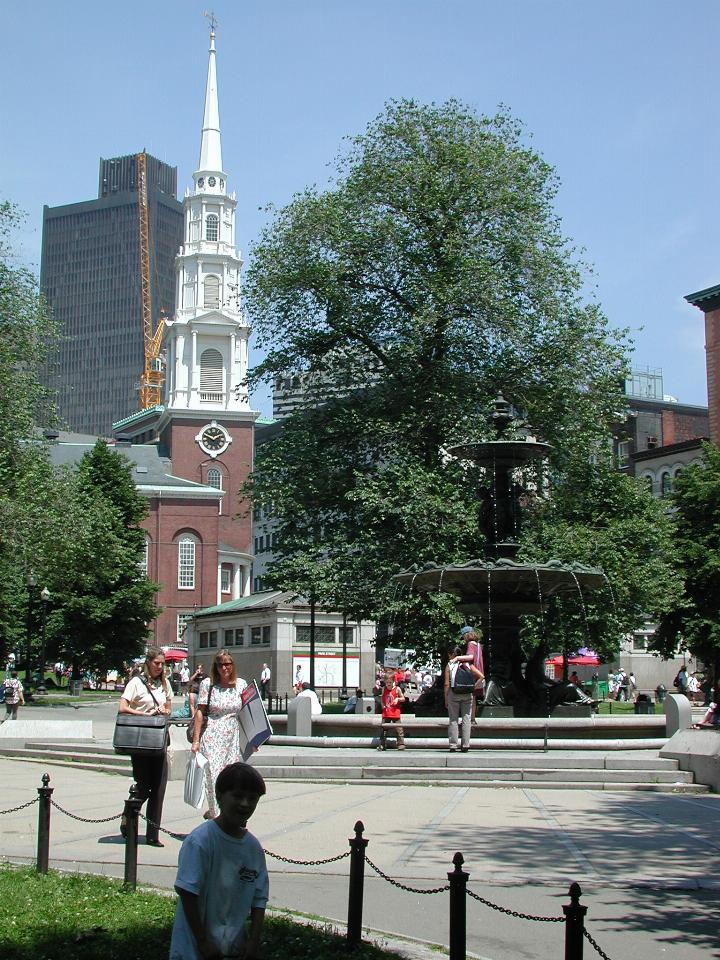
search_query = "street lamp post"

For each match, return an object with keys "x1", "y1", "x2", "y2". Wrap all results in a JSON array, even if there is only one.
[
  {"x1": 25, "y1": 571, "x2": 37, "y2": 691},
  {"x1": 36, "y1": 587, "x2": 51, "y2": 695}
]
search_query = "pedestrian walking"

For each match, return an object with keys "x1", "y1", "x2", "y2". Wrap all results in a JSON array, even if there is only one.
[
  {"x1": 190, "y1": 651, "x2": 248, "y2": 821},
  {"x1": 118, "y1": 647, "x2": 172, "y2": 846},
  {"x1": 260, "y1": 663, "x2": 271, "y2": 700},
  {"x1": 2, "y1": 671, "x2": 24, "y2": 721}
]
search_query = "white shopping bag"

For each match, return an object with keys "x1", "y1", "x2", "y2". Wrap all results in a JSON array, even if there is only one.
[{"x1": 184, "y1": 751, "x2": 208, "y2": 809}]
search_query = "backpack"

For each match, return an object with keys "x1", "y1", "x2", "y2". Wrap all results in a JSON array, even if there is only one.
[
  {"x1": 673, "y1": 674, "x2": 680, "y2": 688},
  {"x1": 451, "y1": 664, "x2": 476, "y2": 693}
]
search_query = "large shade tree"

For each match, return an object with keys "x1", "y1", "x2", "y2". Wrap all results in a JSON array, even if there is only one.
[
  {"x1": 0, "y1": 205, "x2": 158, "y2": 674},
  {"x1": 0, "y1": 202, "x2": 58, "y2": 659},
  {"x1": 654, "y1": 443, "x2": 720, "y2": 681},
  {"x1": 244, "y1": 100, "x2": 673, "y2": 659}
]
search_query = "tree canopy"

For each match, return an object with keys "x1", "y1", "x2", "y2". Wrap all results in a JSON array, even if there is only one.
[
  {"x1": 0, "y1": 204, "x2": 158, "y2": 674},
  {"x1": 244, "y1": 99, "x2": 672, "y2": 660},
  {"x1": 654, "y1": 443, "x2": 720, "y2": 678}
]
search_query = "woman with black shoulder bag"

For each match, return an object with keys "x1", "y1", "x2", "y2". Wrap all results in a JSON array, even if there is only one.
[{"x1": 118, "y1": 647, "x2": 172, "y2": 846}]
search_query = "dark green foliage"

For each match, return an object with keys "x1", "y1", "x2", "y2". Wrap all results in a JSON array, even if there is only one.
[
  {"x1": 655, "y1": 442, "x2": 720, "y2": 675},
  {"x1": 519, "y1": 459, "x2": 682, "y2": 660}
]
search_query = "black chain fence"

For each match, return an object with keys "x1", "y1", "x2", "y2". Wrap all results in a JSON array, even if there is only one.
[
  {"x1": 467, "y1": 887, "x2": 564, "y2": 923},
  {"x1": 1, "y1": 774, "x2": 617, "y2": 960}
]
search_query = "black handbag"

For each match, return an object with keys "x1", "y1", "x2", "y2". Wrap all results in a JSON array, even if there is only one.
[
  {"x1": 113, "y1": 678, "x2": 168, "y2": 755},
  {"x1": 113, "y1": 713, "x2": 168, "y2": 755}
]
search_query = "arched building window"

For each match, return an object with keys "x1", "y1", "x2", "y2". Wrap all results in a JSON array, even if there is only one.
[
  {"x1": 661, "y1": 472, "x2": 673, "y2": 497},
  {"x1": 200, "y1": 348, "x2": 223, "y2": 398},
  {"x1": 178, "y1": 535, "x2": 198, "y2": 589},
  {"x1": 139, "y1": 535, "x2": 150, "y2": 577},
  {"x1": 204, "y1": 275, "x2": 220, "y2": 309},
  {"x1": 207, "y1": 467, "x2": 222, "y2": 489},
  {"x1": 205, "y1": 214, "x2": 219, "y2": 241}
]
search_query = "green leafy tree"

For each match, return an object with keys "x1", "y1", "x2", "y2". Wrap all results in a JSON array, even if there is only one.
[
  {"x1": 0, "y1": 202, "x2": 58, "y2": 660},
  {"x1": 519, "y1": 461, "x2": 682, "y2": 669},
  {"x1": 244, "y1": 100, "x2": 654, "y2": 660},
  {"x1": 57, "y1": 441, "x2": 159, "y2": 673},
  {"x1": 654, "y1": 443, "x2": 720, "y2": 679},
  {"x1": 4, "y1": 443, "x2": 159, "y2": 676}
]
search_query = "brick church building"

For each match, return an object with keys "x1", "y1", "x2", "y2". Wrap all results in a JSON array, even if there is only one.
[{"x1": 106, "y1": 26, "x2": 257, "y2": 647}]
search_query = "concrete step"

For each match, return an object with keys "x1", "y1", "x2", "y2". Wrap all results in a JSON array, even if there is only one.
[
  {"x1": 251, "y1": 762, "x2": 695, "y2": 784},
  {"x1": 251, "y1": 752, "x2": 682, "y2": 771},
  {"x1": 0, "y1": 745, "x2": 130, "y2": 767}
]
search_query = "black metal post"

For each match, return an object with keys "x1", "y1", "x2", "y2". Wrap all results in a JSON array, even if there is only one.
[
  {"x1": 309, "y1": 592, "x2": 316, "y2": 689},
  {"x1": 341, "y1": 612, "x2": 348, "y2": 697},
  {"x1": 36, "y1": 772, "x2": 53, "y2": 873},
  {"x1": 123, "y1": 783, "x2": 143, "y2": 889},
  {"x1": 25, "y1": 571, "x2": 37, "y2": 691},
  {"x1": 347, "y1": 820, "x2": 368, "y2": 947},
  {"x1": 36, "y1": 588, "x2": 50, "y2": 695},
  {"x1": 448, "y1": 851, "x2": 468, "y2": 960},
  {"x1": 563, "y1": 882, "x2": 587, "y2": 960}
]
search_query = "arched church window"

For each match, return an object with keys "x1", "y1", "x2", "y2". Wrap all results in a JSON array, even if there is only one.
[
  {"x1": 204, "y1": 275, "x2": 220, "y2": 309},
  {"x1": 205, "y1": 214, "x2": 219, "y2": 241},
  {"x1": 200, "y1": 348, "x2": 223, "y2": 398},
  {"x1": 207, "y1": 467, "x2": 222, "y2": 489},
  {"x1": 661, "y1": 472, "x2": 673, "y2": 497},
  {"x1": 178, "y1": 535, "x2": 197, "y2": 589},
  {"x1": 139, "y1": 535, "x2": 150, "y2": 577}
]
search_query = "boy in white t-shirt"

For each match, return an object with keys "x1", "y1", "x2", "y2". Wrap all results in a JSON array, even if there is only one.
[{"x1": 170, "y1": 763, "x2": 268, "y2": 960}]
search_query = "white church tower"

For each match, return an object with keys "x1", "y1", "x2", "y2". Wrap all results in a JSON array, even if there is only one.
[{"x1": 164, "y1": 24, "x2": 252, "y2": 415}]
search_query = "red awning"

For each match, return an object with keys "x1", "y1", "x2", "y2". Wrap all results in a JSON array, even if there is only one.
[
  {"x1": 545, "y1": 654, "x2": 600, "y2": 666},
  {"x1": 162, "y1": 648, "x2": 189, "y2": 662}
]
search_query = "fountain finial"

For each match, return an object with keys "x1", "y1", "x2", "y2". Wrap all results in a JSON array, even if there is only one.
[{"x1": 491, "y1": 392, "x2": 513, "y2": 437}]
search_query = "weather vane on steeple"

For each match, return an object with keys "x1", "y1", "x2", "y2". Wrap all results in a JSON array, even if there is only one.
[{"x1": 204, "y1": 10, "x2": 219, "y2": 34}]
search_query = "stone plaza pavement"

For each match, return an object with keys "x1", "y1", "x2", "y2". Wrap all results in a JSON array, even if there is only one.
[{"x1": 2, "y1": 735, "x2": 719, "y2": 960}]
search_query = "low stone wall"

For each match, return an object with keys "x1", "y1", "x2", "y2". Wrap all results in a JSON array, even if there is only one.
[
  {"x1": 660, "y1": 728, "x2": 720, "y2": 791},
  {"x1": 267, "y1": 713, "x2": 665, "y2": 740},
  {"x1": 0, "y1": 720, "x2": 93, "y2": 740}
]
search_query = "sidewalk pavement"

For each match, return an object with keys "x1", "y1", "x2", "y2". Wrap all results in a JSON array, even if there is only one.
[{"x1": 3, "y1": 736, "x2": 719, "y2": 960}]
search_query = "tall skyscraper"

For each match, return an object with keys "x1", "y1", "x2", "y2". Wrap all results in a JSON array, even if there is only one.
[{"x1": 40, "y1": 153, "x2": 183, "y2": 435}]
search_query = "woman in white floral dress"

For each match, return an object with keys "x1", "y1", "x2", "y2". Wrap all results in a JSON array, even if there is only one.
[{"x1": 190, "y1": 650, "x2": 247, "y2": 819}]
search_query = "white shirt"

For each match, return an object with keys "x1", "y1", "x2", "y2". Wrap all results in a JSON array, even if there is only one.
[
  {"x1": 170, "y1": 820, "x2": 269, "y2": 960},
  {"x1": 296, "y1": 688, "x2": 322, "y2": 715},
  {"x1": 121, "y1": 674, "x2": 171, "y2": 713},
  {"x1": 260, "y1": 667, "x2": 271, "y2": 683}
]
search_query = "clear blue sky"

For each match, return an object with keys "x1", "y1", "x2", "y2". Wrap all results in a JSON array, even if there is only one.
[{"x1": 2, "y1": 0, "x2": 718, "y2": 417}]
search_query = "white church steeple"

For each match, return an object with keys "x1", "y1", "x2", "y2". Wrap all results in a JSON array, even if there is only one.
[
  {"x1": 197, "y1": 28, "x2": 223, "y2": 175},
  {"x1": 163, "y1": 21, "x2": 253, "y2": 415}
]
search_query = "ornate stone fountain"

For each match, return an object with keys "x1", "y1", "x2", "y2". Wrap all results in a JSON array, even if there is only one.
[{"x1": 395, "y1": 394, "x2": 606, "y2": 716}]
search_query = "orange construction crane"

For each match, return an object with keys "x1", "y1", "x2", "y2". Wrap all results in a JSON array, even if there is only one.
[{"x1": 137, "y1": 151, "x2": 165, "y2": 409}]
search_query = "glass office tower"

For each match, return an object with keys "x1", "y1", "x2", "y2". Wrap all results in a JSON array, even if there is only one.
[{"x1": 41, "y1": 154, "x2": 183, "y2": 435}]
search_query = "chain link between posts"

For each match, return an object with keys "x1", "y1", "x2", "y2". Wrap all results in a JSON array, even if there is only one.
[
  {"x1": 364, "y1": 854, "x2": 451, "y2": 895},
  {"x1": 584, "y1": 928, "x2": 614, "y2": 960},
  {"x1": 50, "y1": 800, "x2": 123, "y2": 824},
  {"x1": 0, "y1": 797, "x2": 39, "y2": 816},
  {"x1": 467, "y1": 887, "x2": 564, "y2": 923},
  {"x1": 264, "y1": 848, "x2": 351, "y2": 866}
]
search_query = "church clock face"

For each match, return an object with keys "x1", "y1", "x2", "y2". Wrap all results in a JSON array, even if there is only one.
[{"x1": 196, "y1": 422, "x2": 231, "y2": 458}]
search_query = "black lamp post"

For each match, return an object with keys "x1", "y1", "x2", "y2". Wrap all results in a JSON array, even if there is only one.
[
  {"x1": 36, "y1": 587, "x2": 51, "y2": 695},
  {"x1": 25, "y1": 571, "x2": 37, "y2": 690}
]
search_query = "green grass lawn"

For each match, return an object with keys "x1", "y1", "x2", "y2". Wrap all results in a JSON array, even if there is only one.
[{"x1": 0, "y1": 865, "x2": 396, "y2": 960}]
